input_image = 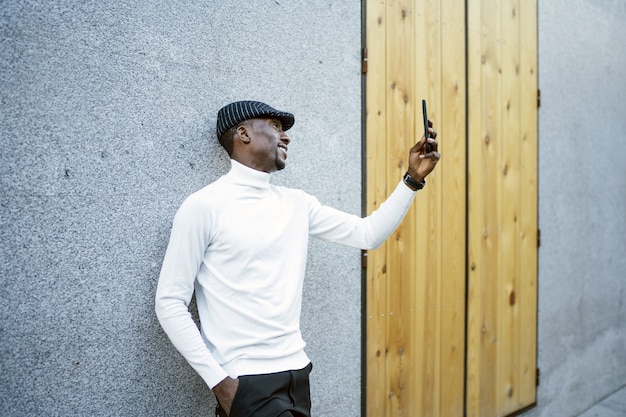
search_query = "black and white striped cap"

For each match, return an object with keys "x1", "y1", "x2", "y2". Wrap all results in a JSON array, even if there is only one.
[{"x1": 216, "y1": 100, "x2": 295, "y2": 139}]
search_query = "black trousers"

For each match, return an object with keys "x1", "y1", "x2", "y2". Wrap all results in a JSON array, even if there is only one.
[{"x1": 216, "y1": 363, "x2": 313, "y2": 417}]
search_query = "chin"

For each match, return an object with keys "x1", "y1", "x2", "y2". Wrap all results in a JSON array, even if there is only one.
[{"x1": 275, "y1": 158, "x2": 286, "y2": 171}]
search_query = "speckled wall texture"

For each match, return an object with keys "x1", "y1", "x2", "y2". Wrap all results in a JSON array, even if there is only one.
[
  {"x1": 1, "y1": 1, "x2": 362, "y2": 416},
  {"x1": 4, "y1": 1, "x2": 626, "y2": 417},
  {"x1": 527, "y1": 1, "x2": 626, "y2": 416}
]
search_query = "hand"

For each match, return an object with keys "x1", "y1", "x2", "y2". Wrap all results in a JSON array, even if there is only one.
[
  {"x1": 407, "y1": 119, "x2": 440, "y2": 182},
  {"x1": 212, "y1": 376, "x2": 239, "y2": 416}
]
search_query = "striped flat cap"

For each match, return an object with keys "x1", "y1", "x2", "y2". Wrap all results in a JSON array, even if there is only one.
[{"x1": 216, "y1": 100, "x2": 295, "y2": 139}]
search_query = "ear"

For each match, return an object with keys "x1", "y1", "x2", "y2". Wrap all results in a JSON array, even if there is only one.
[{"x1": 235, "y1": 123, "x2": 252, "y2": 144}]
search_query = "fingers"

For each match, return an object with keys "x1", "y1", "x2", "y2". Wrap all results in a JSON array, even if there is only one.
[
  {"x1": 427, "y1": 119, "x2": 437, "y2": 137},
  {"x1": 423, "y1": 137, "x2": 439, "y2": 153},
  {"x1": 412, "y1": 122, "x2": 438, "y2": 152},
  {"x1": 419, "y1": 150, "x2": 441, "y2": 161}
]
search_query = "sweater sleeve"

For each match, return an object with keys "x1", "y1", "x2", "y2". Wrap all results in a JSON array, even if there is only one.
[
  {"x1": 308, "y1": 180, "x2": 416, "y2": 249},
  {"x1": 154, "y1": 197, "x2": 228, "y2": 389}
]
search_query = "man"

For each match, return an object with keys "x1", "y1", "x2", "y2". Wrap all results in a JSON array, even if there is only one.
[{"x1": 155, "y1": 100, "x2": 440, "y2": 417}]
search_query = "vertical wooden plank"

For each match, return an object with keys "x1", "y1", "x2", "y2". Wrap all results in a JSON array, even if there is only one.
[
  {"x1": 413, "y1": 1, "x2": 429, "y2": 415},
  {"x1": 413, "y1": 0, "x2": 440, "y2": 415},
  {"x1": 385, "y1": 1, "x2": 417, "y2": 415},
  {"x1": 467, "y1": 0, "x2": 503, "y2": 414},
  {"x1": 365, "y1": 0, "x2": 388, "y2": 416},
  {"x1": 439, "y1": 0, "x2": 467, "y2": 415},
  {"x1": 518, "y1": 0, "x2": 538, "y2": 409},
  {"x1": 428, "y1": 1, "x2": 442, "y2": 415},
  {"x1": 465, "y1": 0, "x2": 482, "y2": 412},
  {"x1": 480, "y1": 1, "x2": 502, "y2": 415},
  {"x1": 498, "y1": 0, "x2": 522, "y2": 414}
]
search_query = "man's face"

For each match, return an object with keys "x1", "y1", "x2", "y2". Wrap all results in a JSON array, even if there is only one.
[{"x1": 245, "y1": 118, "x2": 291, "y2": 173}]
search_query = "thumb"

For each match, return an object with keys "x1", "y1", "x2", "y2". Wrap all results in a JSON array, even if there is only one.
[{"x1": 411, "y1": 138, "x2": 424, "y2": 153}]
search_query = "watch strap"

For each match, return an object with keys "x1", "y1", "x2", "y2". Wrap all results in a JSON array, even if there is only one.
[{"x1": 403, "y1": 172, "x2": 426, "y2": 190}]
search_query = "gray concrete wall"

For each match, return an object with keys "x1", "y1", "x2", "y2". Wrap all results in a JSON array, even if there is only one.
[
  {"x1": 524, "y1": 0, "x2": 626, "y2": 416},
  {"x1": 4, "y1": 1, "x2": 626, "y2": 417},
  {"x1": 0, "y1": 1, "x2": 362, "y2": 416}
]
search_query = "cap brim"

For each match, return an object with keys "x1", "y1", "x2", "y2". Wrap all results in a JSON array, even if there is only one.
[{"x1": 258, "y1": 111, "x2": 294, "y2": 132}]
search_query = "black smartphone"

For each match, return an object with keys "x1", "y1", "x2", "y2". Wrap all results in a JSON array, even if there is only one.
[{"x1": 422, "y1": 99, "x2": 431, "y2": 153}]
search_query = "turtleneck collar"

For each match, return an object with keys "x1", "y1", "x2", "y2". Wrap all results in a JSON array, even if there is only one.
[{"x1": 226, "y1": 159, "x2": 271, "y2": 189}]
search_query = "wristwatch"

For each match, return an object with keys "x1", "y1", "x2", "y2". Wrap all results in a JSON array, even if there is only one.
[{"x1": 403, "y1": 171, "x2": 426, "y2": 191}]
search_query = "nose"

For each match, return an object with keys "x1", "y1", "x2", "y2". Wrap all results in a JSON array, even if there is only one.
[{"x1": 280, "y1": 132, "x2": 291, "y2": 145}]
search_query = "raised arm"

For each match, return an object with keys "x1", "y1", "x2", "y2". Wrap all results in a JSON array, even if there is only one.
[{"x1": 309, "y1": 121, "x2": 441, "y2": 249}]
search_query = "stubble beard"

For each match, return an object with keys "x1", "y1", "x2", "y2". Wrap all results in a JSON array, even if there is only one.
[
  {"x1": 275, "y1": 149, "x2": 286, "y2": 171},
  {"x1": 276, "y1": 158, "x2": 286, "y2": 171}
]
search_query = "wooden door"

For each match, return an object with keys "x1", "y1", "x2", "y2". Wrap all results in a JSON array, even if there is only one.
[
  {"x1": 364, "y1": 0, "x2": 466, "y2": 415},
  {"x1": 364, "y1": 0, "x2": 538, "y2": 416},
  {"x1": 465, "y1": 0, "x2": 538, "y2": 415}
]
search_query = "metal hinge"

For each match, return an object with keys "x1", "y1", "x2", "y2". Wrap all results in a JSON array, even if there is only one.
[
  {"x1": 362, "y1": 47, "x2": 368, "y2": 74},
  {"x1": 537, "y1": 89, "x2": 541, "y2": 108},
  {"x1": 536, "y1": 368, "x2": 541, "y2": 386},
  {"x1": 537, "y1": 229, "x2": 541, "y2": 248},
  {"x1": 361, "y1": 250, "x2": 368, "y2": 270}
]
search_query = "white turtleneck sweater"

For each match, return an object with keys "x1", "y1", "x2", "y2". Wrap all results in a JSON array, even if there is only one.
[{"x1": 155, "y1": 160, "x2": 417, "y2": 389}]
